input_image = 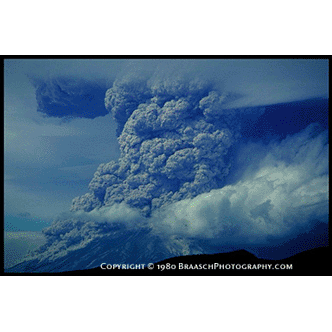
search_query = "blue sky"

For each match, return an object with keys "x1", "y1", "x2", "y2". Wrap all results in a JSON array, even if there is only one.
[
  {"x1": 4, "y1": 60, "x2": 122, "y2": 228},
  {"x1": 4, "y1": 59, "x2": 329, "y2": 237}
]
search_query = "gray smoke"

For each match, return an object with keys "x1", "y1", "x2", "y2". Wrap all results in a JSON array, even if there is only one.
[
  {"x1": 30, "y1": 76, "x2": 108, "y2": 119},
  {"x1": 70, "y1": 75, "x2": 246, "y2": 217}
]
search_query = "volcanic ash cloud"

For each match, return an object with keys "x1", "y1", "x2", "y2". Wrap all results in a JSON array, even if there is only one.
[
  {"x1": 71, "y1": 76, "x2": 241, "y2": 216},
  {"x1": 30, "y1": 76, "x2": 108, "y2": 119}
]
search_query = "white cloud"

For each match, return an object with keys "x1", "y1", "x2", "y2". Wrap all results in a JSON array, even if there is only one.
[{"x1": 150, "y1": 124, "x2": 329, "y2": 243}]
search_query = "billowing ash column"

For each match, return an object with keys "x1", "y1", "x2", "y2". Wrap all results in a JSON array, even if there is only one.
[{"x1": 71, "y1": 76, "x2": 241, "y2": 216}]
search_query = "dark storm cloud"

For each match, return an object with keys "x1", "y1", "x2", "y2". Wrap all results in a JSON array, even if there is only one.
[
  {"x1": 68, "y1": 67, "x2": 328, "y2": 231},
  {"x1": 26, "y1": 58, "x2": 329, "y2": 121},
  {"x1": 68, "y1": 70, "x2": 328, "y2": 242},
  {"x1": 70, "y1": 74, "x2": 252, "y2": 216},
  {"x1": 30, "y1": 77, "x2": 108, "y2": 119}
]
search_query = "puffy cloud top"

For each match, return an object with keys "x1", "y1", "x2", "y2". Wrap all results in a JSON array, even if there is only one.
[
  {"x1": 151, "y1": 123, "x2": 329, "y2": 242},
  {"x1": 72, "y1": 76, "x2": 240, "y2": 216}
]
